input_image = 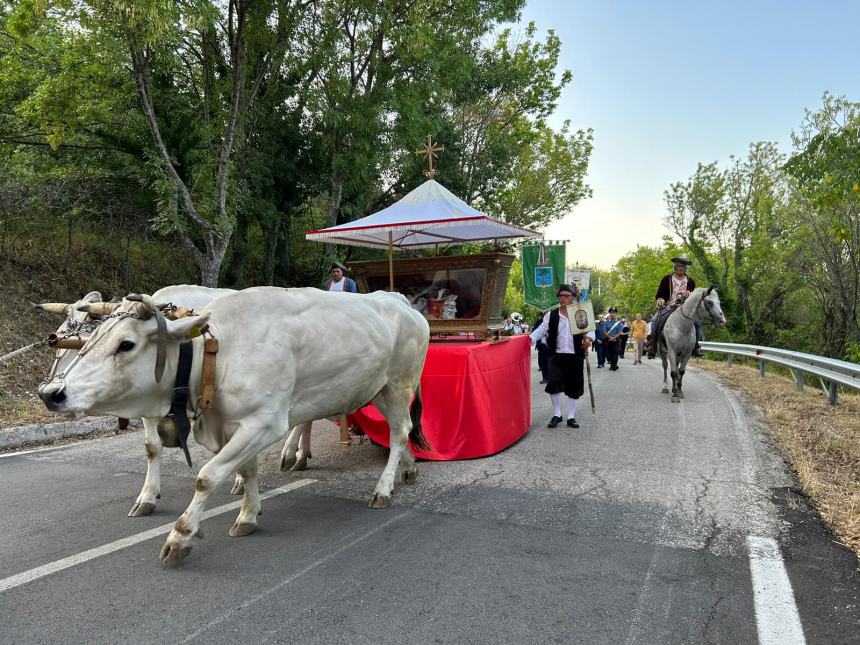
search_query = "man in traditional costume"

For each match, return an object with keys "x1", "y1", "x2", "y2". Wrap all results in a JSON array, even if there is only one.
[
  {"x1": 645, "y1": 257, "x2": 702, "y2": 358},
  {"x1": 325, "y1": 261, "x2": 358, "y2": 292},
  {"x1": 530, "y1": 284, "x2": 593, "y2": 428}
]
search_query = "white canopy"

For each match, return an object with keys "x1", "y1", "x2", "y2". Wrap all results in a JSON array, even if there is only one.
[{"x1": 305, "y1": 179, "x2": 540, "y2": 249}]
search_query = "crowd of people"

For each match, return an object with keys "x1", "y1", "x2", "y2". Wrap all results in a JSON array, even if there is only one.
[{"x1": 530, "y1": 256, "x2": 702, "y2": 430}]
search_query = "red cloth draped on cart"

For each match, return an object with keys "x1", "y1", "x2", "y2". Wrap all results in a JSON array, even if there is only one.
[{"x1": 348, "y1": 335, "x2": 531, "y2": 460}]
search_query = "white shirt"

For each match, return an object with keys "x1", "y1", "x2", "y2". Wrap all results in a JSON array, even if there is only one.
[
  {"x1": 530, "y1": 310, "x2": 595, "y2": 354},
  {"x1": 671, "y1": 274, "x2": 688, "y2": 299},
  {"x1": 328, "y1": 279, "x2": 345, "y2": 292}
]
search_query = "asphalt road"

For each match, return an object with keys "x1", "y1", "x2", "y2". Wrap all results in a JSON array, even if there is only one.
[{"x1": 1, "y1": 350, "x2": 858, "y2": 644}]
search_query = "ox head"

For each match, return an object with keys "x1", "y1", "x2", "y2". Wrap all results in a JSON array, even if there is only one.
[
  {"x1": 34, "y1": 291, "x2": 105, "y2": 380},
  {"x1": 702, "y1": 287, "x2": 726, "y2": 327},
  {"x1": 37, "y1": 295, "x2": 209, "y2": 420}
]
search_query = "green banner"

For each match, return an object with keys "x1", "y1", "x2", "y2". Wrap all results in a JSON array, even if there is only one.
[{"x1": 522, "y1": 243, "x2": 566, "y2": 309}]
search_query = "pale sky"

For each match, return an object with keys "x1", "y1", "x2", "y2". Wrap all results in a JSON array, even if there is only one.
[{"x1": 519, "y1": 0, "x2": 860, "y2": 269}]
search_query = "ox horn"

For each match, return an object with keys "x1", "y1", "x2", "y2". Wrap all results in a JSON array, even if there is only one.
[
  {"x1": 33, "y1": 302, "x2": 70, "y2": 315},
  {"x1": 77, "y1": 302, "x2": 121, "y2": 316}
]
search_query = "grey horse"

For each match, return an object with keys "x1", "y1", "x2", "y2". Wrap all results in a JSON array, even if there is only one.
[{"x1": 659, "y1": 287, "x2": 726, "y2": 402}]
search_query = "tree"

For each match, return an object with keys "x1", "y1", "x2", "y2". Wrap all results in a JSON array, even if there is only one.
[{"x1": 784, "y1": 93, "x2": 860, "y2": 358}]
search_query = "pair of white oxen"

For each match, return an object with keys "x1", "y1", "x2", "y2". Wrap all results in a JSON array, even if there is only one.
[{"x1": 36, "y1": 285, "x2": 430, "y2": 564}]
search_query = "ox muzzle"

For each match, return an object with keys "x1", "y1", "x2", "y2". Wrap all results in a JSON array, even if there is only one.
[{"x1": 38, "y1": 380, "x2": 67, "y2": 411}]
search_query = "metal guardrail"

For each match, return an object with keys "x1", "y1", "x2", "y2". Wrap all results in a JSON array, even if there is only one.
[{"x1": 699, "y1": 341, "x2": 860, "y2": 405}]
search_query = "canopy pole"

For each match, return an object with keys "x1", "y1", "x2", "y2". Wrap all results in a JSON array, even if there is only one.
[{"x1": 388, "y1": 231, "x2": 394, "y2": 291}]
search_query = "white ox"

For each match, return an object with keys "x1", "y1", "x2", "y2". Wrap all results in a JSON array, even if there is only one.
[
  {"x1": 38, "y1": 287, "x2": 430, "y2": 563},
  {"x1": 37, "y1": 285, "x2": 235, "y2": 516}
]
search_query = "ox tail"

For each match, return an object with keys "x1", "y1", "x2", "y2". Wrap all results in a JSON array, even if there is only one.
[{"x1": 408, "y1": 384, "x2": 430, "y2": 452}]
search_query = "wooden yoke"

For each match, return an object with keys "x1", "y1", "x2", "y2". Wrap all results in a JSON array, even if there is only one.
[{"x1": 197, "y1": 338, "x2": 219, "y2": 410}]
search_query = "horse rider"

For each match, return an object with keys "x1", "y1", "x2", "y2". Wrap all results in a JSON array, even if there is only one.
[
  {"x1": 645, "y1": 257, "x2": 703, "y2": 358},
  {"x1": 604, "y1": 307, "x2": 623, "y2": 371},
  {"x1": 530, "y1": 284, "x2": 593, "y2": 428}
]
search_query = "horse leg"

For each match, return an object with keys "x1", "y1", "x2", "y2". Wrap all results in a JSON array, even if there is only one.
[
  {"x1": 677, "y1": 355, "x2": 688, "y2": 399},
  {"x1": 661, "y1": 352, "x2": 669, "y2": 394},
  {"x1": 669, "y1": 352, "x2": 681, "y2": 403}
]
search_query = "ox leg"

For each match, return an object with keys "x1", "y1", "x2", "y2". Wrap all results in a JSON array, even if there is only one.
[
  {"x1": 160, "y1": 417, "x2": 285, "y2": 564},
  {"x1": 279, "y1": 422, "x2": 312, "y2": 472},
  {"x1": 230, "y1": 473, "x2": 245, "y2": 495},
  {"x1": 129, "y1": 418, "x2": 162, "y2": 517},
  {"x1": 230, "y1": 458, "x2": 260, "y2": 537},
  {"x1": 367, "y1": 388, "x2": 413, "y2": 508}
]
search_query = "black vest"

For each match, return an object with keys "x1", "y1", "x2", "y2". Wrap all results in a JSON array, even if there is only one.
[{"x1": 547, "y1": 309, "x2": 582, "y2": 356}]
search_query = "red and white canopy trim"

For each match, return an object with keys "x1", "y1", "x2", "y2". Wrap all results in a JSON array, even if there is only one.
[{"x1": 306, "y1": 179, "x2": 541, "y2": 249}]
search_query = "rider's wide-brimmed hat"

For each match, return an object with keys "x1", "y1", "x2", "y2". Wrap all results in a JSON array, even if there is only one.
[
  {"x1": 671, "y1": 257, "x2": 692, "y2": 266},
  {"x1": 330, "y1": 261, "x2": 349, "y2": 272}
]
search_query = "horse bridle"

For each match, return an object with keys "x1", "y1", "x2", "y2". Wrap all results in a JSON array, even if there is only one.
[{"x1": 678, "y1": 291, "x2": 719, "y2": 324}]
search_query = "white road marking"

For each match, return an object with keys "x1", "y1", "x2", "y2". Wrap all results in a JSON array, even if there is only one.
[
  {"x1": 177, "y1": 511, "x2": 411, "y2": 643},
  {"x1": 0, "y1": 442, "x2": 83, "y2": 458},
  {"x1": 0, "y1": 479, "x2": 315, "y2": 594},
  {"x1": 748, "y1": 536, "x2": 806, "y2": 645}
]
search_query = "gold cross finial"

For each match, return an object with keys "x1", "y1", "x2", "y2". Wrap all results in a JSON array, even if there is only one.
[{"x1": 415, "y1": 134, "x2": 445, "y2": 179}]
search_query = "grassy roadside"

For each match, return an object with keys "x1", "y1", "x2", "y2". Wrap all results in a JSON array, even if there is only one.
[{"x1": 698, "y1": 359, "x2": 860, "y2": 559}]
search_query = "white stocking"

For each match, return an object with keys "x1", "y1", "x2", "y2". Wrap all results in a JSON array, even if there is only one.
[
  {"x1": 567, "y1": 397, "x2": 579, "y2": 420},
  {"x1": 550, "y1": 393, "x2": 562, "y2": 417}
]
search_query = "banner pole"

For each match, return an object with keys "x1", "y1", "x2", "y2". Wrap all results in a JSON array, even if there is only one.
[{"x1": 388, "y1": 231, "x2": 394, "y2": 291}]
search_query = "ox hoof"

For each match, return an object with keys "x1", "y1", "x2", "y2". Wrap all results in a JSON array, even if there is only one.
[
  {"x1": 230, "y1": 478, "x2": 245, "y2": 495},
  {"x1": 290, "y1": 457, "x2": 308, "y2": 472},
  {"x1": 229, "y1": 522, "x2": 258, "y2": 537},
  {"x1": 368, "y1": 493, "x2": 391, "y2": 509},
  {"x1": 402, "y1": 468, "x2": 418, "y2": 484},
  {"x1": 128, "y1": 501, "x2": 156, "y2": 517},
  {"x1": 279, "y1": 454, "x2": 297, "y2": 472},
  {"x1": 159, "y1": 542, "x2": 192, "y2": 564},
  {"x1": 661, "y1": 387, "x2": 669, "y2": 394}
]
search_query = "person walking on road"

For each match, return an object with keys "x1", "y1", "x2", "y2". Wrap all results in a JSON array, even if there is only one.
[
  {"x1": 631, "y1": 313, "x2": 647, "y2": 364},
  {"x1": 594, "y1": 314, "x2": 608, "y2": 368},
  {"x1": 530, "y1": 284, "x2": 593, "y2": 428},
  {"x1": 604, "y1": 307, "x2": 623, "y2": 371}
]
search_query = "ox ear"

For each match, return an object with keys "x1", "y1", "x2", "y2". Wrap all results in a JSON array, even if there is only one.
[{"x1": 162, "y1": 313, "x2": 211, "y2": 342}]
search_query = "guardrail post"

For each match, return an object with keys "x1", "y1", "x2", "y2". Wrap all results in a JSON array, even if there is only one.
[
  {"x1": 789, "y1": 368, "x2": 804, "y2": 391},
  {"x1": 726, "y1": 355, "x2": 733, "y2": 368},
  {"x1": 759, "y1": 359, "x2": 766, "y2": 378},
  {"x1": 828, "y1": 381, "x2": 838, "y2": 405}
]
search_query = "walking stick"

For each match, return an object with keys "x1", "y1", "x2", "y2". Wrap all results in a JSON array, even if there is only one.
[{"x1": 585, "y1": 349, "x2": 596, "y2": 413}]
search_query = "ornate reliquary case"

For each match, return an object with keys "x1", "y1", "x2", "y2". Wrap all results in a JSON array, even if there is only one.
[{"x1": 349, "y1": 252, "x2": 514, "y2": 338}]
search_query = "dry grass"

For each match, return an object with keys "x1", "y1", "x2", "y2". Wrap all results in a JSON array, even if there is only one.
[
  {"x1": 0, "y1": 229, "x2": 195, "y2": 427},
  {"x1": 699, "y1": 359, "x2": 860, "y2": 558}
]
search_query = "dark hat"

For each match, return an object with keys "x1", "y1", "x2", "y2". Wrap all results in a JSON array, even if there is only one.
[
  {"x1": 330, "y1": 261, "x2": 348, "y2": 272},
  {"x1": 608, "y1": 306, "x2": 618, "y2": 313},
  {"x1": 671, "y1": 257, "x2": 692, "y2": 266},
  {"x1": 556, "y1": 283, "x2": 578, "y2": 296}
]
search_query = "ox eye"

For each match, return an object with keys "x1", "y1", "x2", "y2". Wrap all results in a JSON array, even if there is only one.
[{"x1": 117, "y1": 340, "x2": 135, "y2": 353}]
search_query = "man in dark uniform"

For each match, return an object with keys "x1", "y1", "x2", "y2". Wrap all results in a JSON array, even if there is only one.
[
  {"x1": 604, "y1": 307, "x2": 624, "y2": 371},
  {"x1": 530, "y1": 284, "x2": 593, "y2": 428},
  {"x1": 646, "y1": 257, "x2": 702, "y2": 358}
]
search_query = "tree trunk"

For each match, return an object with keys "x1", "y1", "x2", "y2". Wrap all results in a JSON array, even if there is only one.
[
  {"x1": 323, "y1": 168, "x2": 344, "y2": 257},
  {"x1": 275, "y1": 214, "x2": 292, "y2": 283},
  {"x1": 262, "y1": 220, "x2": 280, "y2": 286},
  {"x1": 225, "y1": 212, "x2": 249, "y2": 287}
]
